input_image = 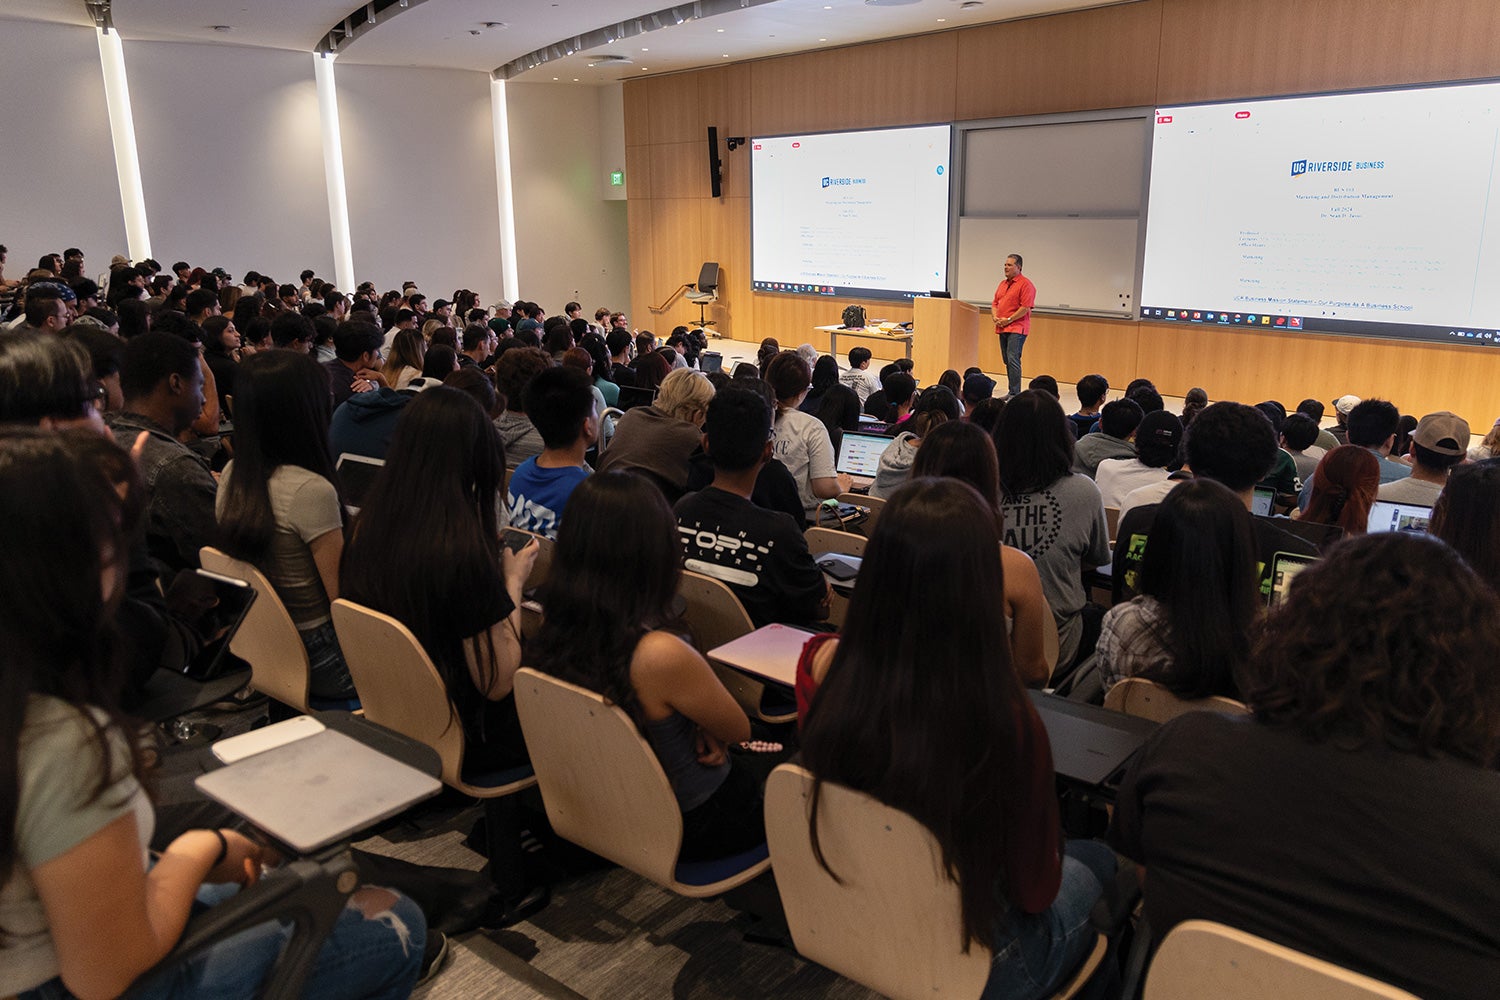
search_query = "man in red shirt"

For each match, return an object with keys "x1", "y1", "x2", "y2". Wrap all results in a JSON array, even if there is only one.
[{"x1": 991, "y1": 253, "x2": 1036, "y2": 397}]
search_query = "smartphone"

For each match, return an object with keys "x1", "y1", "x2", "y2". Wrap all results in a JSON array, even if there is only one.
[
  {"x1": 501, "y1": 528, "x2": 534, "y2": 554},
  {"x1": 817, "y1": 555, "x2": 861, "y2": 581}
]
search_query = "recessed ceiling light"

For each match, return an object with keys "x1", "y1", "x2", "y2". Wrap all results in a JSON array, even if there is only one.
[
  {"x1": 819, "y1": 37, "x2": 827, "y2": 41},
  {"x1": 717, "y1": 28, "x2": 724, "y2": 32},
  {"x1": 722, "y1": 53, "x2": 729, "y2": 57},
  {"x1": 587, "y1": 62, "x2": 595, "y2": 66},
  {"x1": 573, "y1": 78, "x2": 579, "y2": 81},
  {"x1": 641, "y1": 47, "x2": 649, "y2": 51},
  {"x1": 553, "y1": 77, "x2": 559, "y2": 80},
  {"x1": 937, "y1": 17, "x2": 946, "y2": 21}
]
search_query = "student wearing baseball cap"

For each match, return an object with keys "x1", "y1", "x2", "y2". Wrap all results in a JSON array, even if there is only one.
[{"x1": 1377, "y1": 411, "x2": 1470, "y2": 506}]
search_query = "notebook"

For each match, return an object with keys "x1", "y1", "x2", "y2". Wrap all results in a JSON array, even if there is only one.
[
  {"x1": 1366, "y1": 500, "x2": 1433, "y2": 534},
  {"x1": 836, "y1": 431, "x2": 890, "y2": 486}
]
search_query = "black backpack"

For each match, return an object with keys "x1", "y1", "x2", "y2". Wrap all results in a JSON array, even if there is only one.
[{"x1": 841, "y1": 304, "x2": 866, "y2": 329}]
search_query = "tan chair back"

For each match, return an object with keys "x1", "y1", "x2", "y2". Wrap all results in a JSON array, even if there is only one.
[
  {"x1": 329, "y1": 599, "x2": 469, "y2": 788},
  {"x1": 199, "y1": 546, "x2": 311, "y2": 712},
  {"x1": 1145, "y1": 920, "x2": 1420, "y2": 1000},
  {"x1": 836, "y1": 492, "x2": 885, "y2": 534},
  {"x1": 511, "y1": 667, "x2": 684, "y2": 888},
  {"x1": 805, "y1": 526, "x2": 867, "y2": 558},
  {"x1": 1105, "y1": 505, "x2": 1121, "y2": 542},
  {"x1": 677, "y1": 569, "x2": 755, "y2": 653},
  {"x1": 1104, "y1": 677, "x2": 1251, "y2": 724},
  {"x1": 1039, "y1": 593, "x2": 1061, "y2": 675},
  {"x1": 766, "y1": 763, "x2": 990, "y2": 999}
]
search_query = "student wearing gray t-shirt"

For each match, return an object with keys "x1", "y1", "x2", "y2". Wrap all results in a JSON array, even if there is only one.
[{"x1": 996, "y1": 391, "x2": 1111, "y2": 671}]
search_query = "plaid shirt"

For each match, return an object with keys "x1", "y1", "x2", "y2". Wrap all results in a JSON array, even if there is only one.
[{"x1": 1097, "y1": 596, "x2": 1173, "y2": 693}]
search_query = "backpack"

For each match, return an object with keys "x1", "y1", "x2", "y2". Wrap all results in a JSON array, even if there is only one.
[{"x1": 841, "y1": 304, "x2": 866, "y2": 329}]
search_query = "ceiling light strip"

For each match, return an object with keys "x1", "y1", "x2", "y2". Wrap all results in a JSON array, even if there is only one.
[
  {"x1": 491, "y1": 0, "x2": 783, "y2": 81},
  {"x1": 95, "y1": 26, "x2": 151, "y2": 261},
  {"x1": 316, "y1": 0, "x2": 432, "y2": 55}
]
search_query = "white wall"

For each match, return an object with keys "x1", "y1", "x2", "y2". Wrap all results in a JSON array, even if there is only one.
[
  {"x1": 505, "y1": 82, "x2": 631, "y2": 316},
  {"x1": 335, "y1": 63, "x2": 503, "y2": 304},
  {"x1": 0, "y1": 19, "x2": 127, "y2": 276},
  {"x1": 124, "y1": 40, "x2": 333, "y2": 286}
]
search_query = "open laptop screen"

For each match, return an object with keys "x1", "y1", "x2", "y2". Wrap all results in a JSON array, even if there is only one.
[
  {"x1": 1367, "y1": 500, "x2": 1433, "y2": 534},
  {"x1": 336, "y1": 454, "x2": 385, "y2": 512},
  {"x1": 837, "y1": 432, "x2": 890, "y2": 478},
  {"x1": 1250, "y1": 486, "x2": 1275, "y2": 517}
]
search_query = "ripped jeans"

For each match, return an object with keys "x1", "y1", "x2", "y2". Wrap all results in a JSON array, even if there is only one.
[{"x1": 23, "y1": 883, "x2": 424, "y2": 1000}]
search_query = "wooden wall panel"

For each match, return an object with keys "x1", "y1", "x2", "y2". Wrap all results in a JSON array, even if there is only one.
[
  {"x1": 1157, "y1": 0, "x2": 1500, "y2": 105},
  {"x1": 644, "y1": 73, "x2": 703, "y2": 144},
  {"x1": 956, "y1": 0, "x2": 1164, "y2": 120},
  {"x1": 1135, "y1": 323, "x2": 1500, "y2": 429},
  {"x1": 700, "y1": 195, "x2": 751, "y2": 339},
  {"x1": 649, "y1": 141, "x2": 711, "y2": 199},
  {"x1": 975, "y1": 316, "x2": 1143, "y2": 389},
  {"x1": 699, "y1": 63, "x2": 752, "y2": 138},
  {"x1": 622, "y1": 80, "x2": 650, "y2": 147},
  {"x1": 747, "y1": 33, "x2": 958, "y2": 137},
  {"x1": 623, "y1": 145, "x2": 652, "y2": 204},
  {"x1": 626, "y1": 197, "x2": 657, "y2": 330}
]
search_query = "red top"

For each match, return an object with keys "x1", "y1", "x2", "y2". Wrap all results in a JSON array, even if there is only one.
[
  {"x1": 992, "y1": 274, "x2": 1037, "y2": 335},
  {"x1": 793, "y1": 633, "x2": 1063, "y2": 914}
]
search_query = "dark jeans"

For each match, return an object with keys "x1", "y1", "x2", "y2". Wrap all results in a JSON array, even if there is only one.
[
  {"x1": 679, "y1": 753, "x2": 773, "y2": 862},
  {"x1": 1001, "y1": 332, "x2": 1027, "y2": 396}
]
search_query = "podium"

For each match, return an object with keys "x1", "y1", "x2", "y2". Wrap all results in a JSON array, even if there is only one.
[{"x1": 913, "y1": 296, "x2": 986, "y2": 378}]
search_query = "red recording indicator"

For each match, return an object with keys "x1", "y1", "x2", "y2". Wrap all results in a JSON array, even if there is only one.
[
  {"x1": 791, "y1": 142, "x2": 801, "y2": 148},
  {"x1": 1157, "y1": 115, "x2": 1174, "y2": 124},
  {"x1": 1235, "y1": 111, "x2": 1251, "y2": 119},
  {"x1": 753, "y1": 143, "x2": 762, "y2": 150}
]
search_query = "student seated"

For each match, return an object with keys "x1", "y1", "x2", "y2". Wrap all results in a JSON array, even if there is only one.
[
  {"x1": 799, "y1": 355, "x2": 862, "y2": 453},
  {"x1": 797, "y1": 479, "x2": 1115, "y2": 1000},
  {"x1": 0, "y1": 430, "x2": 424, "y2": 1000},
  {"x1": 995, "y1": 391, "x2": 1110, "y2": 672},
  {"x1": 838, "y1": 345, "x2": 881, "y2": 403},
  {"x1": 1298, "y1": 445, "x2": 1378, "y2": 536},
  {"x1": 1093, "y1": 410, "x2": 1182, "y2": 510},
  {"x1": 342, "y1": 388, "x2": 538, "y2": 776},
  {"x1": 492, "y1": 347, "x2": 552, "y2": 468},
  {"x1": 597, "y1": 367, "x2": 712, "y2": 498},
  {"x1": 1067, "y1": 373, "x2": 1108, "y2": 438},
  {"x1": 675, "y1": 386, "x2": 831, "y2": 629},
  {"x1": 505, "y1": 365, "x2": 598, "y2": 540},
  {"x1": 1096, "y1": 479, "x2": 1259, "y2": 697},
  {"x1": 1432, "y1": 459, "x2": 1500, "y2": 593},
  {"x1": 1298, "y1": 397, "x2": 1410, "y2": 509},
  {"x1": 1278, "y1": 411, "x2": 1323, "y2": 486},
  {"x1": 869, "y1": 386, "x2": 961, "y2": 499},
  {"x1": 1111, "y1": 533, "x2": 1500, "y2": 1000},
  {"x1": 217, "y1": 350, "x2": 356, "y2": 701},
  {"x1": 1377, "y1": 410, "x2": 1469, "y2": 506},
  {"x1": 1072, "y1": 398, "x2": 1141, "y2": 477},
  {"x1": 530, "y1": 472, "x2": 768, "y2": 862},
  {"x1": 766, "y1": 351, "x2": 850, "y2": 524},
  {"x1": 909, "y1": 420, "x2": 1053, "y2": 686}
]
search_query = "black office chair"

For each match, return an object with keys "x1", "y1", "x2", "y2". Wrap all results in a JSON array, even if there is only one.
[{"x1": 685, "y1": 262, "x2": 720, "y2": 328}]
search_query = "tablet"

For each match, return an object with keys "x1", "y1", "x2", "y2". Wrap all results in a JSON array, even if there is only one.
[{"x1": 1367, "y1": 500, "x2": 1433, "y2": 534}]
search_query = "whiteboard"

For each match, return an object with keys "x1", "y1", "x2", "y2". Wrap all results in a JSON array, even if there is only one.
[{"x1": 955, "y1": 217, "x2": 1140, "y2": 316}]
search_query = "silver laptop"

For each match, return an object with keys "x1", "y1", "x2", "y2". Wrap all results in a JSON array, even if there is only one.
[
  {"x1": 836, "y1": 431, "x2": 889, "y2": 488},
  {"x1": 1366, "y1": 500, "x2": 1433, "y2": 534}
]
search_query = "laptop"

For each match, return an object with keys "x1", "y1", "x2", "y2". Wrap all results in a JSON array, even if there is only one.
[
  {"x1": 816, "y1": 553, "x2": 862, "y2": 594},
  {"x1": 1267, "y1": 551, "x2": 1319, "y2": 607},
  {"x1": 836, "y1": 431, "x2": 890, "y2": 488},
  {"x1": 706, "y1": 623, "x2": 817, "y2": 688},
  {"x1": 1028, "y1": 691, "x2": 1158, "y2": 789},
  {"x1": 617, "y1": 385, "x2": 657, "y2": 411},
  {"x1": 336, "y1": 453, "x2": 385, "y2": 515},
  {"x1": 1367, "y1": 499, "x2": 1433, "y2": 534},
  {"x1": 182, "y1": 569, "x2": 258, "y2": 681},
  {"x1": 196, "y1": 728, "x2": 442, "y2": 854},
  {"x1": 1250, "y1": 486, "x2": 1276, "y2": 516}
]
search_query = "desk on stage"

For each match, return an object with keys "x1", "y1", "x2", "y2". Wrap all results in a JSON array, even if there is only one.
[{"x1": 814, "y1": 325, "x2": 914, "y2": 361}]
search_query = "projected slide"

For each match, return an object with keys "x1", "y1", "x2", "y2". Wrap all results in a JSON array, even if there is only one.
[
  {"x1": 1141, "y1": 81, "x2": 1500, "y2": 346},
  {"x1": 751, "y1": 125, "x2": 952, "y2": 300}
]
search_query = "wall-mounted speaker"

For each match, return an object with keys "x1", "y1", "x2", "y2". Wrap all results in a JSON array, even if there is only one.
[{"x1": 707, "y1": 125, "x2": 723, "y2": 198}]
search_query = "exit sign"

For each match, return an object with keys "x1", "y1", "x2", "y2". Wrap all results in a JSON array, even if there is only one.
[{"x1": 609, "y1": 170, "x2": 625, "y2": 186}]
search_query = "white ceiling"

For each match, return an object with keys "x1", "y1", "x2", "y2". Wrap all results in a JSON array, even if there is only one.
[{"x1": 5, "y1": 0, "x2": 1123, "y2": 83}]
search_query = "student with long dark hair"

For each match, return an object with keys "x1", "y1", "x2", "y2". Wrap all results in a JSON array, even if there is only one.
[
  {"x1": 0, "y1": 430, "x2": 423, "y2": 1000},
  {"x1": 341, "y1": 388, "x2": 538, "y2": 775},
  {"x1": 529, "y1": 472, "x2": 764, "y2": 861},
  {"x1": 1432, "y1": 458, "x2": 1500, "y2": 593},
  {"x1": 1112, "y1": 533, "x2": 1500, "y2": 1000},
  {"x1": 995, "y1": 390, "x2": 1110, "y2": 671},
  {"x1": 797, "y1": 479, "x2": 1113, "y2": 998},
  {"x1": 798, "y1": 355, "x2": 861, "y2": 451},
  {"x1": 1096, "y1": 478, "x2": 1260, "y2": 698},
  {"x1": 869, "y1": 386, "x2": 961, "y2": 499},
  {"x1": 216, "y1": 350, "x2": 354, "y2": 700},
  {"x1": 910, "y1": 420, "x2": 1053, "y2": 686}
]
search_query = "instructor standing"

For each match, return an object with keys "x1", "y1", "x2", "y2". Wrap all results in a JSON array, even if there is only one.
[{"x1": 992, "y1": 253, "x2": 1035, "y2": 398}]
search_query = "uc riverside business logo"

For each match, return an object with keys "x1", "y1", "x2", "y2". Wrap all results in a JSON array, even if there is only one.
[
  {"x1": 821, "y1": 176, "x2": 867, "y2": 188},
  {"x1": 1290, "y1": 158, "x2": 1385, "y2": 176}
]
